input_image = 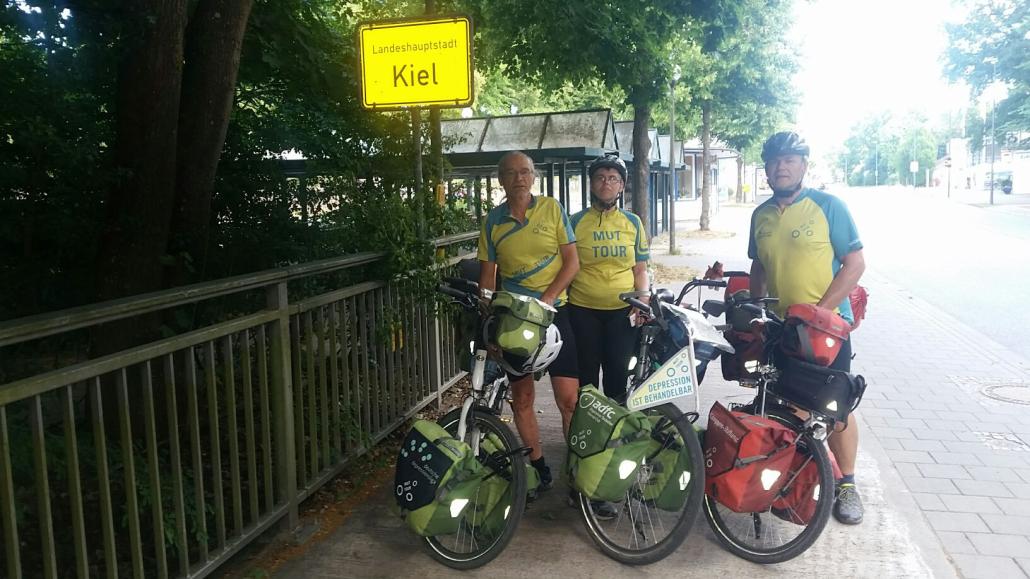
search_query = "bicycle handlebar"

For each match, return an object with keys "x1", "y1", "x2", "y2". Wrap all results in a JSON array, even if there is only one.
[
  {"x1": 438, "y1": 284, "x2": 470, "y2": 300},
  {"x1": 625, "y1": 297, "x2": 652, "y2": 315},
  {"x1": 675, "y1": 277, "x2": 728, "y2": 305}
]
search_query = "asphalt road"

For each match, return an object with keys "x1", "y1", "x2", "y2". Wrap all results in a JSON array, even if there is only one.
[{"x1": 839, "y1": 186, "x2": 1030, "y2": 362}]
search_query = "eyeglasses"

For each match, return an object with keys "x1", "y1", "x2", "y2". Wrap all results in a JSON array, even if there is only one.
[
  {"x1": 500, "y1": 168, "x2": 534, "y2": 179},
  {"x1": 591, "y1": 175, "x2": 623, "y2": 185}
]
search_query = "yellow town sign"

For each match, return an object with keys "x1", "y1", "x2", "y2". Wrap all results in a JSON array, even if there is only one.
[{"x1": 358, "y1": 16, "x2": 474, "y2": 110}]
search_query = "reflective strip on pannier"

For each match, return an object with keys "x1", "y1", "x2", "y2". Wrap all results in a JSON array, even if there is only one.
[
  {"x1": 703, "y1": 402, "x2": 797, "y2": 513},
  {"x1": 568, "y1": 386, "x2": 654, "y2": 502}
]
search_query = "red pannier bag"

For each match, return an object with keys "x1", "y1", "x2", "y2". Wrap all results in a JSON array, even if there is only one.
[
  {"x1": 849, "y1": 285, "x2": 869, "y2": 330},
  {"x1": 704, "y1": 402, "x2": 797, "y2": 513},
  {"x1": 781, "y1": 304, "x2": 851, "y2": 367},
  {"x1": 771, "y1": 449, "x2": 844, "y2": 525}
]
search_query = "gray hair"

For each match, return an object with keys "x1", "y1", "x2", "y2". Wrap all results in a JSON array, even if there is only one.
[{"x1": 497, "y1": 151, "x2": 537, "y2": 177}]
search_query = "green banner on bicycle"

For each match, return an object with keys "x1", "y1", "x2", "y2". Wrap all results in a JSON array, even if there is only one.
[{"x1": 626, "y1": 349, "x2": 695, "y2": 412}]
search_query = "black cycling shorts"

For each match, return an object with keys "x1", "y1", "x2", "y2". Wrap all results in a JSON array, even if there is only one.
[{"x1": 506, "y1": 305, "x2": 578, "y2": 381}]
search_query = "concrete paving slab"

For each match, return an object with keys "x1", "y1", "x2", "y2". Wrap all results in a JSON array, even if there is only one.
[{"x1": 951, "y1": 553, "x2": 1028, "y2": 579}]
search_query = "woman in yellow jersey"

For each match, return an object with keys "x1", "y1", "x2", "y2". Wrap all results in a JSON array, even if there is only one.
[
  {"x1": 477, "y1": 151, "x2": 580, "y2": 494},
  {"x1": 568, "y1": 155, "x2": 650, "y2": 403}
]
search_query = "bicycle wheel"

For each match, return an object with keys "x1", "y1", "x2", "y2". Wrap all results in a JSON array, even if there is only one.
[
  {"x1": 703, "y1": 406, "x2": 834, "y2": 564},
  {"x1": 577, "y1": 403, "x2": 705, "y2": 565},
  {"x1": 423, "y1": 407, "x2": 527, "y2": 569}
]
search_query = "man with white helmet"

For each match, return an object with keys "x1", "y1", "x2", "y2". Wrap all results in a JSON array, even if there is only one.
[{"x1": 478, "y1": 150, "x2": 580, "y2": 494}]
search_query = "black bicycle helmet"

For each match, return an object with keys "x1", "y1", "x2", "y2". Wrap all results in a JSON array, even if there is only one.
[
  {"x1": 588, "y1": 154, "x2": 628, "y2": 181},
  {"x1": 587, "y1": 155, "x2": 627, "y2": 211},
  {"x1": 761, "y1": 131, "x2": 810, "y2": 163}
]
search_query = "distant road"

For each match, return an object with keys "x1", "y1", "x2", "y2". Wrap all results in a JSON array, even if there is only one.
[{"x1": 839, "y1": 186, "x2": 1030, "y2": 361}]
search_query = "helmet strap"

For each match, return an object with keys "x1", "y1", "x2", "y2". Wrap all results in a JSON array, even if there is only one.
[{"x1": 590, "y1": 191, "x2": 622, "y2": 211}]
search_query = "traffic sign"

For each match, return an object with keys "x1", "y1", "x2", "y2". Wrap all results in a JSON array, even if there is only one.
[{"x1": 358, "y1": 16, "x2": 474, "y2": 110}]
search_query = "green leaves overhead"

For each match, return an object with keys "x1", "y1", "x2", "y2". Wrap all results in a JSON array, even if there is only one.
[{"x1": 944, "y1": 0, "x2": 1030, "y2": 131}]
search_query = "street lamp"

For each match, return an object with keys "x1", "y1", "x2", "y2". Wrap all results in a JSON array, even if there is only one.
[
  {"x1": 989, "y1": 58, "x2": 997, "y2": 206},
  {"x1": 669, "y1": 65, "x2": 681, "y2": 254}
]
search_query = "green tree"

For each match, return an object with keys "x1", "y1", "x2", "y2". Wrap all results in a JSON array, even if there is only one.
[
  {"x1": 467, "y1": 0, "x2": 738, "y2": 235},
  {"x1": 944, "y1": 0, "x2": 1030, "y2": 136},
  {"x1": 838, "y1": 113, "x2": 897, "y2": 186}
]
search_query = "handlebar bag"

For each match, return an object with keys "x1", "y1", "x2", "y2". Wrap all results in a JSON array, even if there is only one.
[
  {"x1": 781, "y1": 303, "x2": 851, "y2": 366},
  {"x1": 489, "y1": 291, "x2": 555, "y2": 358},
  {"x1": 568, "y1": 386, "x2": 654, "y2": 502},
  {"x1": 770, "y1": 355, "x2": 867, "y2": 423},
  {"x1": 721, "y1": 329, "x2": 765, "y2": 383},
  {"x1": 771, "y1": 448, "x2": 843, "y2": 525},
  {"x1": 395, "y1": 420, "x2": 486, "y2": 536},
  {"x1": 703, "y1": 402, "x2": 797, "y2": 513},
  {"x1": 640, "y1": 416, "x2": 701, "y2": 511}
]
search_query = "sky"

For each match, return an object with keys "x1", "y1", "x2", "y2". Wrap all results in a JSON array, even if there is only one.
[{"x1": 792, "y1": 0, "x2": 972, "y2": 161}]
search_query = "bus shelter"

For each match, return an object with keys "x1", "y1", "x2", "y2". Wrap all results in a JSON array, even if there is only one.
[{"x1": 443, "y1": 109, "x2": 679, "y2": 237}]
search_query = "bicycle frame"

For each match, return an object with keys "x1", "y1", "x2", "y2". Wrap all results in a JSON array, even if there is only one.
[{"x1": 456, "y1": 347, "x2": 507, "y2": 448}]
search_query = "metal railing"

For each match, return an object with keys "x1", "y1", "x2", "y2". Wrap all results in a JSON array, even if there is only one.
[{"x1": 0, "y1": 232, "x2": 477, "y2": 578}]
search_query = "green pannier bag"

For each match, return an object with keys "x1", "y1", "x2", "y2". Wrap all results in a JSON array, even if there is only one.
[
  {"x1": 567, "y1": 385, "x2": 654, "y2": 502},
  {"x1": 640, "y1": 417, "x2": 700, "y2": 511},
  {"x1": 490, "y1": 291, "x2": 555, "y2": 358},
  {"x1": 394, "y1": 420, "x2": 485, "y2": 536},
  {"x1": 467, "y1": 432, "x2": 515, "y2": 541}
]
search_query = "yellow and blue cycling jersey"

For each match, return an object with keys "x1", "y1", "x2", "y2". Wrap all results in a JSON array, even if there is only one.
[
  {"x1": 748, "y1": 188, "x2": 862, "y2": 322},
  {"x1": 568, "y1": 207, "x2": 649, "y2": 310},
  {"x1": 477, "y1": 196, "x2": 575, "y2": 305}
]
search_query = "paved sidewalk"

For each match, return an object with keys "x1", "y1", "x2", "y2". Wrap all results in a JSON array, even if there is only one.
[{"x1": 275, "y1": 197, "x2": 1030, "y2": 578}]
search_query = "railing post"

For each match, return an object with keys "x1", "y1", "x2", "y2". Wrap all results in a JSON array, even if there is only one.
[
  {"x1": 266, "y1": 282, "x2": 298, "y2": 529},
  {"x1": 430, "y1": 305, "x2": 443, "y2": 409}
]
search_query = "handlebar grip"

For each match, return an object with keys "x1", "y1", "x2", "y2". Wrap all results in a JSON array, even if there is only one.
[
  {"x1": 740, "y1": 303, "x2": 764, "y2": 316},
  {"x1": 437, "y1": 284, "x2": 469, "y2": 300},
  {"x1": 626, "y1": 297, "x2": 652, "y2": 315},
  {"x1": 724, "y1": 271, "x2": 749, "y2": 277}
]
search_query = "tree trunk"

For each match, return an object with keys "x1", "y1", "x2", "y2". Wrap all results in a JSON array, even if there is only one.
[
  {"x1": 91, "y1": 0, "x2": 188, "y2": 432},
  {"x1": 699, "y1": 102, "x2": 712, "y2": 231},
  {"x1": 167, "y1": 0, "x2": 255, "y2": 288},
  {"x1": 95, "y1": 0, "x2": 188, "y2": 308},
  {"x1": 735, "y1": 155, "x2": 744, "y2": 203},
  {"x1": 630, "y1": 100, "x2": 652, "y2": 236}
]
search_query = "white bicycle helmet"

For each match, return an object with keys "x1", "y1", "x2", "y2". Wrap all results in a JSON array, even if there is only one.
[{"x1": 492, "y1": 322, "x2": 564, "y2": 377}]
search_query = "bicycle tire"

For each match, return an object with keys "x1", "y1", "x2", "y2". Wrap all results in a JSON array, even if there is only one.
[
  {"x1": 423, "y1": 407, "x2": 527, "y2": 569},
  {"x1": 703, "y1": 406, "x2": 834, "y2": 564},
  {"x1": 578, "y1": 403, "x2": 705, "y2": 565}
]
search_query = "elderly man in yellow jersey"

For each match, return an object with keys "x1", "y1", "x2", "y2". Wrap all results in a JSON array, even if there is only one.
[
  {"x1": 748, "y1": 131, "x2": 867, "y2": 525},
  {"x1": 477, "y1": 151, "x2": 580, "y2": 494}
]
